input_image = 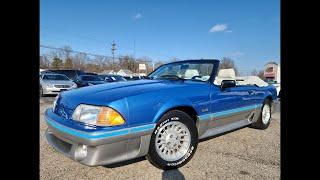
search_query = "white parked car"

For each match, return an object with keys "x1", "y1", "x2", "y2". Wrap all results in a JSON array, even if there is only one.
[{"x1": 40, "y1": 73, "x2": 77, "y2": 96}]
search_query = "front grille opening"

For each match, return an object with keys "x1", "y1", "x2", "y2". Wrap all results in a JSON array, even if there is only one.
[
  {"x1": 54, "y1": 85, "x2": 70, "y2": 88},
  {"x1": 50, "y1": 134, "x2": 72, "y2": 154}
]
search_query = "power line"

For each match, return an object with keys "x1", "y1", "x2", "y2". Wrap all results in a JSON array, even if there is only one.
[
  {"x1": 41, "y1": 27, "x2": 179, "y2": 60},
  {"x1": 40, "y1": 44, "x2": 113, "y2": 59},
  {"x1": 40, "y1": 43, "x2": 181, "y2": 63}
]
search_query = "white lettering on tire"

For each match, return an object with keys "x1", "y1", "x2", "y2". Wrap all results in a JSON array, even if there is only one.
[
  {"x1": 167, "y1": 146, "x2": 194, "y2": 166},
  {"x1": 154, "y1": 117, "x2": 179, "y2": 134}
]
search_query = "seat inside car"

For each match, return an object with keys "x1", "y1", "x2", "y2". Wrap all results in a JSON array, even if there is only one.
[
  {"x1": 184, "y1": 69, "x2": 199, "y2": 79},
  {"x1": 214, "y1": 68, "x2": 236, "y2": 85}
]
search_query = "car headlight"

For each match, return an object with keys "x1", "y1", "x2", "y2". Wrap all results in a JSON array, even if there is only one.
[
  {"x1": 45, "y1": 83, "x2": 54, "y2": 88},
  {"x1": 72, "y1": 104, "x2": 125, "y2": 126},
  {"x1": 71, "y1": 83, "x2": 77, "y2": 88}
]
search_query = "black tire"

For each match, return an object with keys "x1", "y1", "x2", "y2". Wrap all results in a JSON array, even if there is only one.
[
  {"x1": 250, "y1": 99, "x2": 272, "y2": 130},
  {"x1": 146, "y1": 110, "x2": 198, "y2": 170}
]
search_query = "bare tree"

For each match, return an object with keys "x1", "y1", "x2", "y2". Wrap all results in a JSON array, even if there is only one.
[
  {"x1": 51, "y1": 56, "x2": 63, "y2": 69},
  {"x1": 219, "y1": 57, "x2": 239, "y2": 75},
  {"x1": 40, "y1": 55, "x2": 50, "y2": 69},
  {"x1": 93, "y1": 56, "x2": 108, "y2": 72},
  {"x1": 60, "y1": 46, "x2": 72, "y2": 60},
  {"x1": 251, "y1": 69, "x2": 258, "y2": 76},
  {"x1": 64, "y1": 57, "x2": 73, "y2": 69},
  {"x1": 85, "y1": 63, "x2": 100, "y2": 73},
  {"x1": 40, "y1": 44, "x2": 164, "y2": 74},
  {"x1": 170, "y1": 57, "x2": 179, "y2": 62},
  {"x1": 119, "y1": 55, "x2": 136, "y2": 72},
  {"x1": 154, "y1": 60, "x2": 164, "y2": 69},
  {"x1": 251, "y1": 69, "x2": 265, "y2": 79},
  {"x1": 73, "y1": 53, "x2": 88, "y2": 70},
  {"x1": 257, "y1": 70, "x2": 265, "y2": 80}
]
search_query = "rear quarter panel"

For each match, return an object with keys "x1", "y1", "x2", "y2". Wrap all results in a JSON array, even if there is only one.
[{"x1": 253, "y1": 85, "x2": 278, "y2": 105}]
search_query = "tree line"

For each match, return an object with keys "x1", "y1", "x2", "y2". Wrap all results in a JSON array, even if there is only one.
[
  {"x1": 40, "y1": 45, "x2": 265, "y2": 79},
  {"x1": 40, "y1": 46, "x2": 169, "y2": 74}
]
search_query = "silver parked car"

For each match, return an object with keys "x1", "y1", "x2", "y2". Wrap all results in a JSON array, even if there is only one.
[{"x1": 40, "y1": 73, "x2": 77, "y2": 96}]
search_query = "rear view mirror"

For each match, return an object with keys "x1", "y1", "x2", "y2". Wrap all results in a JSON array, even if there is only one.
[{"x1": 221, "y1": 80, "x2": 236, "y2": 90}]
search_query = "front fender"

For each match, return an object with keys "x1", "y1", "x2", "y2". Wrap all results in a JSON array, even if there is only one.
[{"x1": 152, "y1": 98, "x2": 195, "y2": 123}]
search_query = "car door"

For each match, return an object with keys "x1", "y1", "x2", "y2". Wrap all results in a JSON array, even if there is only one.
[
  {"x1": 231, "y1": 85, "x2": 257, "y2": 107},
  {"x1": 209, "y1": 82, "x2": 256, "y2": 128}
]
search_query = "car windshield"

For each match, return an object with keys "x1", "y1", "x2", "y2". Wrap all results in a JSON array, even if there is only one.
[
  {"x1": 148, "y1": 62, "x2": 214, "y2": 82},
  {"x1": 81, "y1": 75, "x2": 103, "y2": 81},
  {"x1": 43, "y1": 74, "x2": 70, "y2": 81}
]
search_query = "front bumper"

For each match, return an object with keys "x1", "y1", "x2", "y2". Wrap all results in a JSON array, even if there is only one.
[
  {"x1": 45, "y1": 109, "x2": 155, "y2": 166},
  {"x1": 43, "y1": 87, "x2": 76, "y2": 95}
]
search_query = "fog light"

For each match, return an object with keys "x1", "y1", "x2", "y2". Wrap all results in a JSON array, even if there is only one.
[{"x1": 74, "y1": 144, "x2": 87, "y2": 161}]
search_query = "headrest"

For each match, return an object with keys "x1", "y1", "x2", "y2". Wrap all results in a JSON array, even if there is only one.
[
  {"x1": 217, "y1": 69, "x2": 236, "y2": 79},
  {"x1": 184, "y1": 69, "x2": 199, "y2": 79},
  {"x1": 214, "y1": 68, "x2": 236, "y2": 85}
]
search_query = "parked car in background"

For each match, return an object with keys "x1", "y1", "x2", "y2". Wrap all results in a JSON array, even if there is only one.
[
  {"x1": 40, "y1": 73, "x2": 77, "y2": 96},
  {"x1": 123, "y1": 75, "x2": 148, "y2": 81},
  {"x1": 98, "y1": 74, "x2": 127, "y2": 83},
  {"x1": 49, "y1": 69, "x2": 86, "y2": 81},
  {"x1": 45, "y1": 59, "x2": 278, "y2": 170},
  {"x1": 40, "y1": 70, "x2": 55, "y2": 75},
  {"x1": 74, "y1": 75, "x2": 106, "y2": 87},
  {"x1": 86, "y1": 72, "x2": 98, "y2": 75}
]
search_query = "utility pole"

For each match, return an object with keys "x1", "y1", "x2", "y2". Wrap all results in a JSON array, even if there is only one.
[
  {"x1": 133, "y1": 40, "x2": 136, "y2": 60},
  {"x1": 111, "y1": 40, "x2": 116, "y2": 71}
]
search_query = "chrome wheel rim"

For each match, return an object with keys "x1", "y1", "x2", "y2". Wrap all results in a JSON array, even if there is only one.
[
  {"x1": 155, "y1": 121, "x2": 191, "y2": 161},
  {"x1": 262, "y1": 104, "x2": 271, "y2": 124}
]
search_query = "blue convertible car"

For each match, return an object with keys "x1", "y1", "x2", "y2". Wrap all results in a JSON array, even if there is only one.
[{"x1": 45, "y1": 59, "x2": 278, "y2": 170}]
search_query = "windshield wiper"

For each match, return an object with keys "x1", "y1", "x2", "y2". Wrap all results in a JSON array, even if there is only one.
[{"x1": 158, "y1": 75, "x2": 185, "y2": 81}]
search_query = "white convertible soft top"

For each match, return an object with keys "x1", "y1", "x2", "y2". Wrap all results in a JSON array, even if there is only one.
[
  {"x1": 214, "y1": 69, "x2": 268, "y2": 87},
  {"x1": 236, "y1": 76, "x2": 269, "y2": 87}
]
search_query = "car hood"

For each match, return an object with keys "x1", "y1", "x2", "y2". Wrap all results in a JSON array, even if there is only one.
[{"x1": 58, "y1": 79, "x2": 208, "y2": 109}]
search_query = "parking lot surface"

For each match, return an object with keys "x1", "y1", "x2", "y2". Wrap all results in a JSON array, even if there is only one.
[{"x1": 40, "y1": 96, "x2": 280, "y2": 180}]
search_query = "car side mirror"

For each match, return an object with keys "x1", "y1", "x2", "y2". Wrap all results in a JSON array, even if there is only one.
[{"x1": 221, "y1": 80, "x2": 236, "y2": 91}]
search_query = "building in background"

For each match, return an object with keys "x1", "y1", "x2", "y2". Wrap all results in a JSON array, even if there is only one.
[
  {"x1": 264, "y1": 61, "x2": 280, "y2": 83},
  {"x1": 276, "y1": 64, "x2": 280, "y2": 83}
]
